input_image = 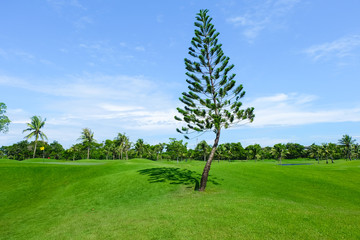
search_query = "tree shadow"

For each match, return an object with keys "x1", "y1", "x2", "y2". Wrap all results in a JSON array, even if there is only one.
[{"x1": 137, "y1": 167, "x2": 220, "y2": 191}]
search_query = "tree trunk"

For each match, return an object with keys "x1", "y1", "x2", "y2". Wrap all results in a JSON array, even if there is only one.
[
  {"x1": 87, "y1": 147, "x2": 90, "y2": 159},
  {"x1": 33, "y1": 140, "x2": 38, "y2": 158},
  {"x1": 199, "y1": 129, "x2": 221, "y2": 192}
]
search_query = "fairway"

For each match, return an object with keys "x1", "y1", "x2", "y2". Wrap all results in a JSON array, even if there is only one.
[{"x1": 1, "y1": 159, "x2": 359, "y2": 240}]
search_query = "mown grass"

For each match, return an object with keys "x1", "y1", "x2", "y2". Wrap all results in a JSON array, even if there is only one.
[{"x1": 1, "y1": 158, "x2": 359, "y2": 240}]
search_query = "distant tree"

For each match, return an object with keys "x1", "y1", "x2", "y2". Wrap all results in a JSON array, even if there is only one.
[
  {"x1": 48, "y1": 141, "x2": 64, "y2": 159},
  {"x1": 195, "y1": 140, "x2": 210, "y2": 161},
  {"x1": 245, "y1": 144, "x2": 262, "y2": 161},
  {"x1": 78, "y1": 128, "x2": 96, "y2": 159},
  {"x1": 338, "y1": 134, "x2": 356, "y2": 161},
  {"x1": 0, "y1": 103, "x2": 11, "y2": 134},
  {"x1": 123, "y1": 138, "x2": 131, "y2": 160},
  {"x1": 309, "y1": 143, "x2": 321, "y2": 163},
  {"x1": 115, "y1": 133, "x2": 128, "y2": 160},
  {"x1": 154, "y1": 143, "x2": 165, "y2": 161},
  {"x1": 351, "y1": 143, "x2": 359, "y2": 160},
  {"x1": 271, "y1": 143, "x2": 288, "y2": 164},
  {"x1": 103, "y1": 139, "x2": 115, "y2": 160},
  {"x1": 166, "y1": 138, "x2": 188, "y2": 162},
  {"x1": 68, "y1": 144, "x2": 81, "y2": 161},
  {"x1": 223, "y1": 143, "x2": 237, "y2": 161},
  {"x1": 230, "y1": 142, "x2": 246, "y2": 160},
  {"x1": 285, "y1": 143, "x2": 305, "y2": 159},
  {"x1": 261, "y1": 146, "x2": 273, "y2": 160},
  {"x1": 23, "y1": 116, "x2": 48, "y2": 158},
  {"x1": 175, "y1": 9, "x2": 255, "y2": 191},
  {"x1": 215, "y1": 144, "x2": 226, "y2": 162},
  {"x1": 135, "y1": 139, "x2": 145, "y2": 158},
  {"x1": 323, "y1": 143, "x2": 336, "y2": 164},
  {"x1": 2, "y1": 140, "x2": 32, "y2": 160}
]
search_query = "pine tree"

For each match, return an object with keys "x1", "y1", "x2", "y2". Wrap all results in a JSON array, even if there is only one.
[{"x1": 175, "y1": 9, "x2": 255, "y2": 191}]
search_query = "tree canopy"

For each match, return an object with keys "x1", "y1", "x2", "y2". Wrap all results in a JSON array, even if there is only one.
[
  {"x1": 0, "y1": 103, "x2": 11, "y2": 134},
  {"x1": 23, "y1": 116, "x2": 47, "y2": 158}
]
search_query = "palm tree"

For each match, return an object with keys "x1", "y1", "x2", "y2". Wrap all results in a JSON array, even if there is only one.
[
  {"x1": 115, "y1": 133, "x2": 127, "y2": 160},
  {"x1": 135, "y1": 139, "x2": 144, "y2": 158},
  {"x1": 123, "y1": 138, "x2": 131, "y2": 160},
  {"x1": 215, "y1": 144, "x2": 226, "y2": 163},
  {"x1": 309, "y1": 144, "x2": 321, "y2": 164},
  {"x1": 351, "y1": 143, "x2": 359, "y2": 160},
  {"x1": 78, "y1": 128, "x2": 96, "y2": 159},
  {"x1": 195, "y1": 140, "x2": 210, "y2": 161},
  {"x1": 154, "y1": 143, "x2": 165, "y2": 161},
  {"x1": 338, "y1": 135, "x2": 356, "y2": 161},
  {"x1": 23, "y1": 116, "x2": 48, "y2": 158},
  {"x1": 271, "y1": 143, "x2": 288, "y2": 165}
]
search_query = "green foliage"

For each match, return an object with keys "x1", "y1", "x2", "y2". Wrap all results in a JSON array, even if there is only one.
[
  {"x1": 175, "y1": 9, "x2": 254, "y2": 137},
  {"x1": 194, "y1": 140, "x2": 211, "y2": 161},
  {"x1": 1, "y1": 140, "x2": 32, "y2": 160},
  {"x1": 0, "y1": 102, "x2": 11, "y2": 133},
  {"x1": 23, "y1": 116, "x2": 47, "y2": 158},
  {"x1": 78, "y1": 128, "x2": 96, "y2": 159},
  {"x1": 166, "y1": 138, "x2": 188, "y2": 162},
  {"x1": 135, "y1": 139, "x2": 145, "y2": 158},
  {"x1": 176, "y1": 9, "x2": 255, "y2": 191},
  {"x1": 339, "y1": 134, "x2": 356, "y2": 160}
]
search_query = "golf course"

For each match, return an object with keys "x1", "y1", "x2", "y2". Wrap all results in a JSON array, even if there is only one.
[{"x1": 1, "y1": 158, "x2": 359, "y2": 239}]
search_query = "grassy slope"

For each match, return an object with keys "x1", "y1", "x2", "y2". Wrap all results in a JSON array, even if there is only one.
[{"x1": 0, "y1": 158, "x2": 359, "y2": 240}]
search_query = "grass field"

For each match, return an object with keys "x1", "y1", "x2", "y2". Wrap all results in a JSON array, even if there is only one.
[{"x1": 1, "y1": 158, "x2": 359, "y2": 240}]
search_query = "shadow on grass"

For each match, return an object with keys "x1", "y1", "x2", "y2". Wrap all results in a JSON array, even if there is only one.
[{"x1": 138, "y1": 167, "x2": 219, "y2": 191}]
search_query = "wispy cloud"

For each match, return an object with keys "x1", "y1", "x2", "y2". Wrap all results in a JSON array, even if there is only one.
[
  {"x1": 248, "y1": 93, "x2": 360, "y2": 127},
  {"x1": 47, "y1": 0, "x2": 86, "y2": 11},
  {"x1": 303, "y1": 35, "x2": 360, "y2": 61},
  {"x1": 0, "y1": 48, "x2": 54, "y2": 66},
  {"x1": 135, "y1": 46, "x2": 146, "y2": 52},
  {"x1": 227, "y1": 0, "x2": 300, "y2": 40},
  {"x1": 74, "y1": 16, "x2": 93, "y2": 29},
  {"x1": 0, "y1": 72, "x2": 179, "y2": 147}
]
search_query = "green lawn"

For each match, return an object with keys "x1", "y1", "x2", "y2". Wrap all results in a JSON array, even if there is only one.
[{"x1": 1, "y1": 158, "x2": 359, "y2": 240}]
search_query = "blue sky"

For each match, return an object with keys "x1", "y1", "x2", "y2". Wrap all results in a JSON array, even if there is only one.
[{"x1": 1, "y1": 0, "x2": 360, "y2": 148}]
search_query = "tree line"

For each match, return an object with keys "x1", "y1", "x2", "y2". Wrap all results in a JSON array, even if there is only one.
[{"x1": 1, "y1": 120, "x2": 357, "y2": 163}]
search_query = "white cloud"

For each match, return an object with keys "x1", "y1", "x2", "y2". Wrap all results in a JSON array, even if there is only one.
[
  {"x1": 227, "y1": 0, "x2": 300, "y2": 40},
  {"x1": 135, "y1": 46, "x2": 145, "y2": 52},
  {"x1": 47, "y1": 0, "x2": 86, "y2": 11},
  {"x1": 248, "y1": 93, "x2": 360, "y2": 127},
  {"x1": 303, "y1": 35, "x2": 360, "y2": 61}
]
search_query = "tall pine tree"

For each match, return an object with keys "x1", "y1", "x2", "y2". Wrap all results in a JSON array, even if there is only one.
[{"x1": 175, "y1": 9, "x2": 255, "y2": 191}]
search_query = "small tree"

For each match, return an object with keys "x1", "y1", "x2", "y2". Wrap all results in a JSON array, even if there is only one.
[
  {"x1": 0, "y1": 103, "x2": 11, "y2": 134},
  {"x1": 123, "y1": 138, "x2": 131, "y2": 160},
  {"x1": 175, "y1": 9, "x2": 254, "y2": 191},
  {"x1": 23, "y1": 116, "x2": 48, "y2": 158},
  {"x1": 195, "y1": 140, "x2": 210, "y2": 161},
  {"x1": 115, "y1": 133, "x2": 127, "y2": 160},
  {"x1": 309, "y1": 143, "x2": 321, "y2": 164},
  {"x1": 78, "y1": 128, "x2": 96, "y2": 159},
  {"x1": 338, "y1": 134, "x2": 356, "y2": 161},
  {"x1": 135, "y1": 139, "x2": 145, "y2": 158},
  {"x1": 271, "y1": 143, "x2": 288, "y2": 165}
]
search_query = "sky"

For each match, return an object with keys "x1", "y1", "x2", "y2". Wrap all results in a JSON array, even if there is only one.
[{"x1": 1, "y1": 0, "x2": 360, "y2": 149}]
